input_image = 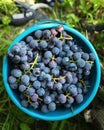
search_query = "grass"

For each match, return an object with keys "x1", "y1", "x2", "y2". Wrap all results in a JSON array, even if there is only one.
[{"x1": 0, "y1": 0, "x2": 104, "y2": 130}]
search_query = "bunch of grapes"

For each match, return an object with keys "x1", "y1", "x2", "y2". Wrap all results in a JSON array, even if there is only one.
[
  {"x1": 7, "y1": 25, "x2": 95, "y2": 113},
  {"x1": 44, "y1": 0, "x2": 64, "y2": 7}
]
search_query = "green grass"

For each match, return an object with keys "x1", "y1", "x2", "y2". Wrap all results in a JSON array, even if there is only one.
[{"x1": 0, "y1": 0, "x2": 104, "y2": 130}]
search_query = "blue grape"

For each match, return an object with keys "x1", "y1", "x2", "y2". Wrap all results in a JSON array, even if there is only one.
[
  {"x1": 66, "y1": 50, "x2": 73, "y2": 58},
  {"x1": 21, "y1": 99, "x2": 28, "y2": 107},
  {"x1": 20, "y1": 55, "x2": 28, "y2": 63},
  {"x1": 52, "y1": 47, "x2": 60, "y2": 55},
  {"x1": 63, "y1": 84, "x2": 69, "y2": 91},
  {"x1": 84, "y1": 70, "x2": 90, "y2": 76},
  {"x1": 66, "y1": 72, "x2": 73, "y2": 83},
  {"x1": 21, "y1": 75, "x2": 30, "y2": 85},
  {"x1": 33, "y1": 68, "x2": 41, "y2": 76},
  {"x1": 11, "y1": 69, "x2": 22, "y2": 78},
  {"x1": 38, "y1": 62, "x2": 45, "y2": 69},
  {"x1": 77, "y1": 87, "x2": 82, "y2": 94},
  {"x1": 50, "y1": 94, "x2": 56, "y2": 101},
  {"x1": 31, "y1": 102, "x2": 39, "y2": 109},
  {"x1": 40, "y1": 40, "x2": 48, "y2": 49},
  {"x1": 44, "y1": 51, "x2": 52, "y2": 59},
  {"x1": 68, "y1": 84, "x2": 78, "y2": 96},
  {"x1": 44, "y1": 74, "x2": 52, "y2": 81},
  {"x1": 33, "y1": 80, "x2": 41, "y2": 89},
  {"x1": 67, "y1": 97, "x2": 74, "y2": 104},
  {"x1": 19, "y1": 84, "x2": 26, "y2": 92},
  {"x1": 34, "y1": 30, "x2": 42, "y2": 39},
  {"x1": 41, "y1": 105, "x2": 49, "y2": 113},
  {"x1": 48, "y1": 102, "x2": 56, "y2": 111},
  {"x1": 68, "y1": 63, "x2": 77, "y2": 71},
  {"x1": 13, "y1": 55, "x2": 20, "y2": 63},
  {"x1": 84, "y1": 62, "x2": 92, "y2": 70},
  {"x1": 26, "y1": 36, "x2": 33, "y2": 43},
  {"x1": 64, "y1": 103, "x2": 71, "y2": 108},
  {"x1": 37, "y1": 88, "x2": 45, "y2": 96},
  {"x1": 81, "y1": 53, "x2": 89, "y2": 60},
  {"x1": 42, "y1": 58, "x2": 50, "y2": 65},
  {"x1": 59, "y1": 78, "x2": 66, "y2": 84},
  {"x1": 12, "y1": 45, "x2": 20, "y2": 54},
  {"x1": 89, "y1": 53, "x2": 95, "y2": 60},
  {"x1": 56, "y1": 57, "x2": 62, "y2": 64},
  {"x1": 58, "y1": 94, "x2": 66, "y2": 104},
  {"x1": 27, "y1": 50, "x2": 33, "y2": 58},
  {"x1": 8, "y1": 76, "x2": 16, "y2": 84},
  {"x1": 49, "y1": 61, "x2": 57, "y2": 68},
  {"x1": 26, "y1": 87, "x2": 35, "y2": 96},
  {"x1": 71, "y1": 45, "x2": 78, "y2": 52},
  {"x1": 29, "y1": 40, "x2": 38, "y2": 49},
  {"x1": 47, "y1": 81, "x2": 54, "y2": 89},
  {"x1": 59, "y1": 51, "x2": 66, "y2": 57},
  {"x1": 82, "y1": 88, "x2": 88, "y2": 94},
  {"x1": 73, "y1": 52, "x2": 81, "y2": 60},
  {"x1": 62, "y1": 57, "x2": 69, "y2": 65},
  {"x1": 54, "y1": 82, "x2": 62, "y2": 91},
  {"x1": 51, "y1": 68, "x2": 59, "y2": 76},
  {"x1": 67, "y1": 40, "x2": 74, "y2": 46},
  {"x1": 43, "y1": 29, "x2": 51, "y2": 39},
  {"x1": 7, "y1": 51, "x2": 14, "y2": 59},
  {"x1": 19, "y1": 48, "x2": 27, "y2": 56},
  {"x1": 77, "y1": 82, "x2": 83, "y2": 88},
  {"x1": 63, "y1": 44, "x2": 70, "y2": 52},
  {"x1": 38, "y1": 71, "x2": 46, "y2": 81},
  {"x1": 20, "y1": 62, "x2": 30, "y2": 70},
  {"x1": 44, "y1": 96, "x2": 52, "y2": 104},
  {"x1": 55, "y1": 40, "x2": 63, "y2": 48},
  {"x1": 77, "y1": 58, "x2": 86, "y2": 68},
  {"x1": 77, "y1": 68, "x2": 83, "y2": 74},
  {"x1": 10, "y1": 83, "x2": 18, "y2": 89},
  {"x1": 29, "y1": 74, "x2": 37, "y2": 82},
  {"x1": 72, "y1": 77, "x2": 78, "y2": 84},
  {"x1": 75, "y1": 94, "x2": 83, "y2": 103},
  {"x1": 43, "y1": 67, "x2": 50, "y2": 74}
]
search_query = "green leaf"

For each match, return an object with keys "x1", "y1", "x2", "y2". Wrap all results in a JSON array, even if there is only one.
[
  {"x1": 59, "y1": 120, "x2": 67, "y2": 130},
  {"x1": 20, "y1": 123, "x2": 31, "y2": 130}
]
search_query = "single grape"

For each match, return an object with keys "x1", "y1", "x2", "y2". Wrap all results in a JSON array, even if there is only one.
[
  {"x1": 29, "y1": 40, "x2": 38, "y2": 49},
  {"x1": 77, "y1": 58, "x2": 86, "y2": 68},
  {"x1": 31, "y1": 102, "x2": 39, "y2": 109},
  {"x1": 66, "y1": 50, "x2": 73, "y2": 58},
  {"x1": 19, "y1": 84, "x2": 26, "y2": 92},
  {"x1": 52, "y1": 47, "x2": 60, "y2": 55},
  {"x1": 54, "y1": 82, "x2": 62, "y2": 91},
  {"x1": 58, "y1": 94, "x2": 66, "y2": 104},
  {"x1": 51, "y1": 68, "x2": 59, "y2": 76},
  {"x1": 81, "y1": 53, "x2": 89, "y2": 60},
  {"x1": 68, "y1": 84, "x2": 78, "y2": 96},
  {"x1": 20, "y1": 55, "x2": 28, "y2": 63},
  {"x1": 63, "y1": 44, "x2": 70, "y2": 52},
  {"x1": 44, "y1": 51, "x2": 52, "y2": 59},
  {"x1": 44, "y1": 96, "x2": 52, "y2": 104},
  {"x1": 77, "y1": 87, "x2": 82, "y2": 94},
  {"x1": 21, "y1": 99, "x2": 28, "y2": 107},
  {"x1": 59, "y1": 78, "x2": 66, "y2": 84},
  {"x1": 10, "y1": 83, "x2": 18, "y2": 89},
  {"x1": 8, "y1": 76, "x2": 16, "y2": 84},
  {"x1": 43, "y1": 29, "x2": 51, "y2": 39},
  {"x1": 41, "y1": 105, "x2": 49, "y2": 113},
  {"x1": 19, "y1": 48, "x2": 27, "y2": 56},
  {"x1": 48, "y1": 102, "x2": 56, "y2": 111},
  {"x1": 34, "y1": 30, "x2": 42, "y2": 39},
  {"x1": 73, "y1": 52, "x2": 81, "y2": 60},
  {"x1": 42, "y1": 58, "x2": 50, "y2": 65},
  {"x1": 49, "y1": 61, "x2": 57, "y2": 68},
  {"x1": 67, "y1": 97, "x2": 74, "y2": 104},
  {"x1": 26, "y1": 87, "x2": 35, "y2": 96},
  {"x1": 75, "y1": 94, "x2": 83, "y2": 103},
  {"x1": 21, "y1": 75, "x2": 30, "y2": 85},
  {"x1": 33, "y1": 68, "x2": 41, "y2": 76},
  {"x1": 47, "y1": 81, "x2": 54, "y2": 89},
  {"x1": 11, "y1": 69, "x2": 22, "y2": 78},
  {"x1": 56, "y1": 57, "x2": 62, "y2": 64},
  {"x1": 20, "y1": 62, "x2": 30, "y2": 70},
  {"x1": 40, "y1": 40, "x2": 48, "y2": 49},
  {"x1": 33, "y1": 80, "x2": 41, "y2": 89},
  {"x1": 26, "y1": 36, "x2": 33, "y2": 43},
  {"x1": 13, "y1": 55, "x2": 20, "y2": 63},
  {"x1": 29, "y1": 74, "x2": 37, "y2": 82},
  {"x1": 12, "y1": 45, "x2": 20, "y2": 54},
  {"x1": 71, "y1": 45, "x2": 78, "y2": 52},
  {"x1": 66, "y1": 72, "x2": 73, "y2": 83},
  {"x1": 84, "y1": 62, "x2": 92, "y2": 70},
  {"x1": 37, "y1": 88, "x2": 45, "y2": 96},
  {"x1": 89, "y1": 53, "x2": 95, "y2": 60},
  {"x1": 44, "y1": 74, "x2": 52, "y2": 81},
  {"x1": 31, "y1": 93, "x2": 39, "y2": 101},
  {"x1": 38, "y1": 71, "x2": 46, "y2": 81},
  {"x1": 63, "y1": 83, "x2": 69, "y2": 91},
  {"x1": 62, "y1": 57, "x2": 69, "y2": 65},
  {"x1": 84, "y1": 70, "x2": 90, "y2": 76}
]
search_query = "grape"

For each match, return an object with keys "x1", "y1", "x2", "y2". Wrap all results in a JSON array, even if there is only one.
[
  {"x1": 21, "y1": 99, "x2": 28, "y2": 107},
  {"x1": 58, "y1": 94, "x2": 66, "y2": 104},
  {"x1": 89, "y1": 53, "x2": 95, "y2": 60},
  {"x1": 41, "y1": 105, "x2": 49, "y2": 113},
  {"x1": 67, "y1": 40, "x2": 74, "y2": 46},
  {"x1": 77, "y1": 68, "x2": 83, "y2": 74},
  {"x1": 52, "y1": 47, "x2": 60, "y2": 55},
  {"x1": 44, "y1": 96, "x2": 52, "y2": 104},
  {"x1": 26, "y1": 36, "x2": 33, "y2": 43},
  {"x1": 29, "y1": 40, "x2": 38, "y2": 49},
  {"x1": 19, "y1": 48, "x2": 27, "y2": 56},
  {"x1": 81, "y1": 53, "x2": 89, "y2": 60},
  {"x1": 27, "y1": 50, "x2": 33, "y2": 58},
  {"x1": 77, "y1": 58, "x2": 86, "y2": 68},
  {"x1": 13, "y1": 55, "x2": 20, "y2": 63},
  {"x1": 51, "y1": 68, "x2": 59, "y2": 76},
  {"x1": 47, "y1": 81, "x2": 54, "y2": 89},
  {"x1": 50, "y1": 94, "x2": 56, "y2": 101},
  {"x1": 20, "y1": 55, "x2": 28, "y2": 63},
  {"x1": 19, "y1": 84, "x2": 26, "y2": 92},
  {"x1": 59, "y1": 78, "x2": 66, "y2": 84},
  {"x1": 62, "y1": 31, "x2": 68, "y2": 37},
  {"x1": 48, "y1": 102, "x2": 56, "y2": 111},
  {"x1": 55, "y1": 40, "x2": 63, "y2": 48},
  {"x1": 44, "y1": 51, "x2": 52, "y2": 59},
  {"x1": 12, "y1": 45, "x2": 20, "y2": 54},
  {"x1": 7, "y1": 51, "x2": 14, "y2": 59},
  {"x1": 31, "y1": 102, "x2": 39, "y2": 109},
  {"x1": 66, "y1": 72, "x2": 73, "y2": 83},
  {"x1": 44, "y1": 74, "x2": 52, "y2": 81},
  {"x1": 37, "y1": 88, "x2": 45, "y2": 96},
  {"x1": 42, "y1": 58, "x2": 50, "y2": 65},
  {"x1": 10, "y1": 83, "x2": 18, "y2": 89},
  {"x1": 73, "y1": 52, "x2": 81, "y2": 60},
  {"x1": 84, "y1": 70, "x2": 90, "y2": 76},
  {"x1": 77, "y1": 82, "x2": 83, "y2": 88},
  {"x1": 75, "y1": 94, "x2": 83, "y2": 103},
  {"x1": 63, "y1": 44, "x2": 70, "y2": 52},
  {"x1": 72, "y1": 77, "x2": 78, "y2": 84},
  {"x1": 43, "y1": 30, "x2": 51, "y2": 39},
  {"x1": 56, "y1": 57, "x2": 62, "y2": 64},
  {"x1": 33, "y1": 68, "x2": 41, "y2": 76},
  {"x1": 40, "y1": 40, "x2": 48, "y2": 49},
  {"x1": 38, "y1": 71, "x2": 46, "y2": 81},
  {"x1": 54, "y1": 82, "x2": 62, "y2": 91},
  {"x1": 8, "y1": 76, "x2": 16, "y2": 84},
  {"x1": 68, "y1": 63, "x2": 77, "y2": 71},
  {"x1": 20, "y1": 62, "x2": 30, "y2": 70},
  {"x1": 34, "y1": 30, "x2": 42, "y2": 39},
  {"x1": 26, "y1": 87, "x2": 35, "y2": 96},
  {"x1": 33, "y1": 80, "x2": 41, "y2": 89},
  {"x1": 31, "y1": 93, "x2": 38, "y2": 101},
  {"x1": 77, "y1": 87, "x2": 82, "y2": 94},
  {"x1": 84, "y1": 62, "x2": 92, "y2": 70},
  {"x1": 68, "y1": 84, "x2": 78, "y2": 96},
  {"x1": 63, "y1": 84, "x2": 69, "y2": 91},
  {"x1": 51, "y1": 28, "x2": 58, "y2": 36},
  {"x1": 21, "y1": 75, "x2": 30, "y2": 85},
  {"x1": 49, "y1": 61, "x2": 57, "y2": 68},
  {"x1": 11, "y1": 69, "x2": 22, "y2": 78},
  {"x1": 66, "y1": 50, "x2": 73, "y2": 58},
  {"x1": 64, "y1": 103, "x2": 71, "y2": 108},
  {"x1": 71, "y1": 45, "x2": 78, "y2": 52},
  {"x1": 82, "y1": 88, "x2": 88, "y2": 94},
  {"x1": 59, "y1": 51, "x2": 66, "y2": 57},
  {"x1": 62, "y1": 57, "x2": 69, "y2": 65},
  {"x1": 38, "y1": 63, "x2": 45, "y2": 69},
  {"x1": 29, "y1": 74, "x2": 37, "y2": 82},
  {"x1": 67, "y1": 97, "x2": 74, "y2": 104}
]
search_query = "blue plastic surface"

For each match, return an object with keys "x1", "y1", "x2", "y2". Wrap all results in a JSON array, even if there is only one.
[{"x1": 2, "y1": 20, "x2": 101, "y2": 121}]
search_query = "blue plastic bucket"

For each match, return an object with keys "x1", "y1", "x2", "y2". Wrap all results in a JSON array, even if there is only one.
[{"x1": 2, "y1": 20, "x2": 101, "y2": 121}]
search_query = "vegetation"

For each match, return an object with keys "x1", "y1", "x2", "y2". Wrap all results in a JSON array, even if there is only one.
[{"x1": 0, "y1": 0, "x2": 104, "y2": 130}]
